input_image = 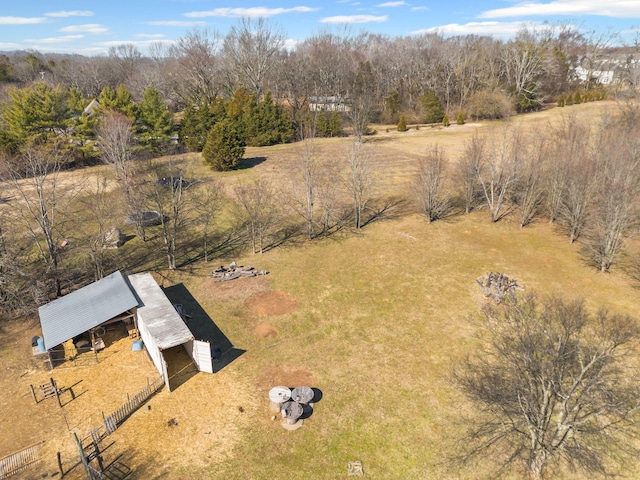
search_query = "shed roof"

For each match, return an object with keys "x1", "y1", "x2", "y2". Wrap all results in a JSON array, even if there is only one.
[
  {"x1": 127, "y1": 272, "x2": 193, "y2": 350},
  {"x1": 39, "y1": 271, "x2": 139, "y2": 350}
]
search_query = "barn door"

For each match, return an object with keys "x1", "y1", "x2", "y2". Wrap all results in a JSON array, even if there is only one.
[{"x1": 189, "y1": 339, "x2": 213, "y2": 373}]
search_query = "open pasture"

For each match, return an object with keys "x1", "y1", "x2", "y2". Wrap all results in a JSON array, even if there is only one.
[{"x1": 1, "y1": 101, "x2": 639, "y2": 479}]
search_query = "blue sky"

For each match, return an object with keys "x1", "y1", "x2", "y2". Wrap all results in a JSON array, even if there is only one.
[{"x1": 1, "y1": 1, "x2": 639, "y2": 55}]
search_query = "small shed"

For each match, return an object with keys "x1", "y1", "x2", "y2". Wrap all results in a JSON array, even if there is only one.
[
  {"x1": 39, "y1": 270, "x2": 138, "y2": 352},
  {"x1": 38, "y1": 270, "x2": 214, "y2": 391},
  {"x1": 127, "y1": 273, "x2": 212, "y2": 391}
]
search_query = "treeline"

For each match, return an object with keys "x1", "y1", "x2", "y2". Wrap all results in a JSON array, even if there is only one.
[{"x1": 2, "y1": 20, "x2": 638, "y2": 150}]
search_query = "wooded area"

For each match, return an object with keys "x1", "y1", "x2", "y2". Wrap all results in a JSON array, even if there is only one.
[{"x1": 0, "y1": 21, "x2": 639, "y2": 314}]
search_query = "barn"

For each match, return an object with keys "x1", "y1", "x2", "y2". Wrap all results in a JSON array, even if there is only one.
[{"x1": 37, "y1": 270, "x2": 213, "y2": 391}]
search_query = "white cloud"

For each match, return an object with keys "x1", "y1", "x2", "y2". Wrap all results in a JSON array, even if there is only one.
[
  {"x1": 480, "y1": 0, "x2": 640, "y2": 19},
  {"x1": 134, "y1": 33, "x2": 166, "y2": 39},
  {"x1": 96, "y1": 39, "x2": 175, "y2": 48},
  {"x1": 411, "y1": 6, "x2": 429, "y2": 11},
  {"x1": 144, "y1": 20, "x2": 206, "y2": 27},
  {"x1": 0, "y1": 42, "x2": 22, "y2": 49},
  {"x1": 184, "y1": 6, "x2": 319, "y2": 18},
  {"x1": 45, "y1": 11, "x2": 93, "y2": 18},
  {"x1": 59, "y1": 24, "x2": 109, "y2": 34},
  {"x1": 0, "y1": 16, "x2": 46, "y2": 25},
  {"x1": 412, "y1": 21, "x2": 536, "y2": 38},
  {"x1": 284, "y1": 38, "x2": 301, "y2": 51},
  {"x1": 377, "y1": 1, "x2": 408, "y2": 6},
  {"x1": 24, "y1": 35, "x2": 85, "y2": 44},
  {"x1": 321, "y1": 15, "x2": 388, "y2": 24}
]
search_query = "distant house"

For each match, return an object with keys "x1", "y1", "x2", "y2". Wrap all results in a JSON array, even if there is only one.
[
  {"x1": 83, "y1": 98, "x2": 100, "y2": 117},
  {"x1": 308, "y1": 95, "x2": 350, "y2": 112},
  {"x1": 574, "y1": 66, "x2": 615, "y2": 85}
]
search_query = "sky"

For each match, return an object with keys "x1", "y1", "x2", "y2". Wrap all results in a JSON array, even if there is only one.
[{"x1": 1, "y1": 0, "x2": 639, "y2": 55}]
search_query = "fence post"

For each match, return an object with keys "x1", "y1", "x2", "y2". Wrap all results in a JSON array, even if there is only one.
[{"x1": 56, "y1": 451, "x2": 64, "y2": 476}]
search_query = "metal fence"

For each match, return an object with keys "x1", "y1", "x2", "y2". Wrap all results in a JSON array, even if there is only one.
[{"x1": 0, "y1": 441, "x2": 44, "y2": 479}]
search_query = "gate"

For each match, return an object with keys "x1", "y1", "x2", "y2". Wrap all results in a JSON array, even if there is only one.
[{"x1": 187, "y1": 339, "x2": 213, "y2": 373}]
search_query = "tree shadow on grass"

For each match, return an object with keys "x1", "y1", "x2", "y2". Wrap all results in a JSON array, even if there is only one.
[
  {"x1": 162, "y1": 283, "x2": 244, "y2": 373},
  {"x1": 234, "y1": 156, "x2": 267, "y2": 170}
]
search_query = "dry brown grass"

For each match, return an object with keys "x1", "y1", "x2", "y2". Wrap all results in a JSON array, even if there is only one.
[{"x1": 2, "y1": 101, "x2": 637, "y2": 479}]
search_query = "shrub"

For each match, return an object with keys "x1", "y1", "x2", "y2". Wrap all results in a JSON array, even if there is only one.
[
  {"x1": 397, "y1": 114, "x2": 407, "y2": 132},
  {"x1": 442, "y1": 115, "x2": 450, "y2": 127},
  {"x1": 456, "y1": 112, "x2": 465, "y2": 125}
]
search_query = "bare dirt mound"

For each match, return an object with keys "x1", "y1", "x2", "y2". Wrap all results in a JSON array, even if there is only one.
[
  {"x1": 255, "y1": 322, "x2": 278, "y2": 339},
  {"x1": 245, "y1": 290, "x2": 298, "y2": 315},
  {"x1": 199, "y1": 275, "x2": 270, "y2": 302}
]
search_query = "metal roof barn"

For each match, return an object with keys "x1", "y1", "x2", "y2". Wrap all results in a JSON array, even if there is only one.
[
  {"x1": 127, "y1": 272, "x2": 194, "y2": 351},
  {"x1": 38, "y1": 271, "x2": 139, "y2": 350},
  {"x1": 127, "y1": 272, "x2": 198, "y2": 391}
]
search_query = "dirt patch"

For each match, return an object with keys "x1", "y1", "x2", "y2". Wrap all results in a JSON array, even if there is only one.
[
  {"x1": 245, "y1": 290, "x2": 298, "y2": 315},
  {"x1": 256, "y1": 365, "x2": 314, "y2": 394},
  {"x1": 196, "y1": 275, "x2": 270, "y2": 302},
  {"x1": 255, "y1": 322, "x2": 278, "y2": 339}
]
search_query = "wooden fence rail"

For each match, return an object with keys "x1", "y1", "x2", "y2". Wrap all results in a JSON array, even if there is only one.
[
  {"x1": 0, "y1": 441, "x2": 44, "y2": 479},
  {"x1": 81, "y1": 376, "x2": 164, "y2": 448}
]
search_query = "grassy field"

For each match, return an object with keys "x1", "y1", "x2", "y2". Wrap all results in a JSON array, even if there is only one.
[{"x1": 2, "y1": 100, "x2": 639, "y2": 479}]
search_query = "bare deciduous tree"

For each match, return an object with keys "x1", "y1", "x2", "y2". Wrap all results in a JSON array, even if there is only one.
[
  {"x1": 413, "y1": 145, "x2": 452, "y2": 222},
  {"x1": 222, "y1": 18, "x2": 285, "y2": 97},
  {"x1": 472, "y1": 128, "x2": 521, "y2": 222},
  {"x1": 513, "y1": 137, "x2": 545, "y2": 227},
  {"x1": 144, "y1": 164, "x2": 194, "y2": 269},
  {"x1": 456, "y1": 292, "x2": 640, "y2": 479},
  {"x1": 192, "y1": 179, "x2": 224, "y2": 262},
  {"x1": 287, "y1": 138, "x2": 320, "y2": 239},
  {"x1": 167, "y1": 28, "x2": 223, "y2": 106},
  {"x1": 585, "y1": 128, "x2": 640, "y2": 272},
  {"x1": 234, "y1": 179, "x2": 279, "y2": 254},
  {"x1": 6, "y1": 144, "x2": 68, "y2": 297},
  {"x1": 342, "y1": 140, "x2": 375, "y2": 229}
]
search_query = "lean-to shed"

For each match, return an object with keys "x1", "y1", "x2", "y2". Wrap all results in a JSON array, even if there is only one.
[
  {"x1": 127, "y1": 272, "x2": 211, "y2": 391},
  {"x1": 38, "y1": 270, "x2": 138, "y2": 351}
]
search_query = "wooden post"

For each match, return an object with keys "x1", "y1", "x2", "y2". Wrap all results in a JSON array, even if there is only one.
[
  {"x1": 57, "y1": 451, "x2": 64, "y2": 477},
  {"x1": 30, "y1": 384, "x2": 38, "y2": 404},
  {"x1": 52, "y1": 378, "x2": 62, "y2": 408},
  {"x1": 72, "y1": 432, "x2": 91, "y2": 479}
]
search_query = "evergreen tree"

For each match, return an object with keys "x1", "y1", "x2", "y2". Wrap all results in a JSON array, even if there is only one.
[
  {"x1": 67, "y1": 87, "x2": 86, "y2": 115},
  {"x1": 397, "y1": 114, "x2": 407, "y2": 132},
  {"x1": 419, "y1": 90, "x2": 445, "y2": 124},
  {"x1": 328, "y1": 111, "x2": 343, "y2": 137},
  {"x1": 315, "y1": 111, "x2": 329, "y2": 137},
  {"x1": 137, "y1": 87, "x2": 173, "y2": 150},
  {"x1": 202, "y1": 118, "x2": 245, "y2": 171},
  {"x1": 179, "y1": 98, "x2": 227, "y2": 152},
  {"x1": 573, "y1": 91, "x2": 582, "y2": 104},
  {"x1": 557, "y1": 95, "x2": 565, "y2": 107},
  {"x1": 442, "y1": 114, "x2": 450, "y2": 127},
  {"x1": 242, "y1": 91, "x2": 293, "y2": 147},
  {"x1": 456, "y1": 112, "x2": 465, "y2": 125},
  {"x1": 2, "y1": 81, "x2": 69, "y2": 146},
  {"x1": 98, "y1": 84, "x2": 136, "y2": 119}
]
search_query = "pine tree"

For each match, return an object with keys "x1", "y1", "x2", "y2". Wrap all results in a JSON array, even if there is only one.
[
  {"x1": 202, "y1": 118, "x2": 246, "y2": 171},
  {"x1": 573, "y1": 91, "x2": 582, "y2": 104},
  {"x1": 419, "y1": 90, "x2": 445, "y2": 124},
  {"x1": 315, "y1": 112, "x2": 329, "y2": 137},
  {"x1": 442, "y1": 115, "x2": 450, "y2": 127},
  {"x1": 557, "y1": 95, "x2": 565, "y2": 107},
  {"x1": 328, "y1": 111, "x2": 343, "y2": 137},
  {"x1": 137, "y1": 87, "x2": 173, "y2": 150},
  {"x1": 456, "y1": 112, "x2": 465, "y2": 125},
  {"x1": 397, "y1": 114, "x2": 407, "y2": 132}
]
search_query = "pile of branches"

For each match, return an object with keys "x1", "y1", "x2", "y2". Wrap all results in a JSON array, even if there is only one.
[
  {"x1": 210, "y1": 262, "x2": 269, "y2": 282},
  {"x1": 476, "y1": 272, "x2": 522, "y2": 304}
]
